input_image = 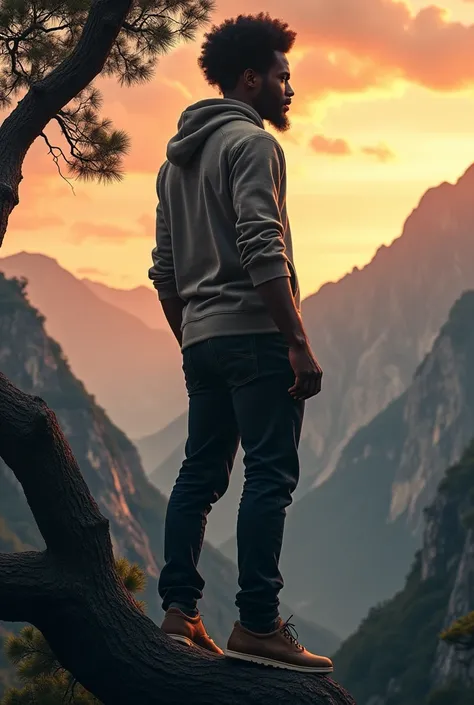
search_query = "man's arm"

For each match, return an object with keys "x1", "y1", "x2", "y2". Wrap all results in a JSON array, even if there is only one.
[
  {"x1": 255, "y1": 276, "x2": 307, "y2": 348},
  {"x1": 229, "y1": 135, "x2": 308, "y2": 346},
  {"x1": 148, "y1": 197, "x2": 184, "y2": 347},
  {"x1": 229, "y1": 135, "x2": 322, "y2": 399}
]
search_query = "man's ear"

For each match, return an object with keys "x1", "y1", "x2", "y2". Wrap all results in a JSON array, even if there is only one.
[{"x1": 243, "y1": 68, "x2": 259, "y2": 89}]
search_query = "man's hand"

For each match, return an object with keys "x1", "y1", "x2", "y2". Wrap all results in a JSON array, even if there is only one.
[
  {"x1": 288, "y1": 342, "x2": 323, "y2": 401},
  {"x1": 160, "y1": 296, "x2": 185, "y2": 347}
]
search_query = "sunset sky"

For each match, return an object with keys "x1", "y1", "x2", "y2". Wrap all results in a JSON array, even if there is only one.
[{"x1": 4, "y1": 0, "x2": 474, "y2": 299}]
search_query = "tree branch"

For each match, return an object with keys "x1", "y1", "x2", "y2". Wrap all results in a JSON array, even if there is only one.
[
  {"x1": 0, "y1": 551, "x2": 53, "y2": 622},
  {"x1": 0, "y1": 373, "x2": 355, "y2": 705},
  {"x1": 0, "y1": 372, "x2": 111, "y2": 560},
  {"x1": 39, "y1": 130, "x2": 76, "y2": 191},
  {"x1": 52, "y1": 114, "x2": 81, "y2": 158},
  {"x1": 0, "y1": 0, "x2": 134, "y2": 244}
]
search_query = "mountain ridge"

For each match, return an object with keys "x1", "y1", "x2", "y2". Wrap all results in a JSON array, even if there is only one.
[
  {"x1": 300, "y1": 161, "x2": 474, "y2": 488},
  {"x1": 82, "y1": 277, "x2": 168, "y2": 331},
  {"x1": 0, "y1": 252, "x2": 187, "y2": 437}
]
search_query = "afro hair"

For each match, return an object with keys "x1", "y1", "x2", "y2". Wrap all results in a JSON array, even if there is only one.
[{"x1": 198, "y1": 13, "x2": 296, "y2": 93}]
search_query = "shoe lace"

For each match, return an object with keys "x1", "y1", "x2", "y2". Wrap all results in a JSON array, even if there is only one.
[{"x1": 280, "y1": 615, "x2": 304, "y2": 651}]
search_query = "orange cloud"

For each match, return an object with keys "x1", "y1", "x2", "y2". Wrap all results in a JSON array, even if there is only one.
[
  {"x1": 310, "y1": 134, "x2": 395, "y2": 162},
  {"x1": 6, "y1": 0, "x2": 474, "y2": 190},
  {"x1": 76, "y1": 266, "x2": 109, "y2": 276},
  {"x1": 94, "y1": 46, "x2": 209, "y2": 174},
  {"x1": 136, "y1": 213, "x2": 155, "y2": 233},
  {"x1": 9, "y1": 212, "x2": 64, "y2": 230},
  {"x1": 310, "y1": 134, "x2": 352, "y2": 156},
  {"x1": 361, "y1": 143, "x2": 395, "y2": 162},
  {"x1": 1, "y1": 0, "x2": 469, "y2": 266},
  {"x1": 69, "y1": 215, "x2": 152, "y2": 244},
  {"x1": 212, "y1": 0, "x2": 474, "y2": 97},
  {"x1": 8, "y1": 168, "x2": 77, "y2": 236}
]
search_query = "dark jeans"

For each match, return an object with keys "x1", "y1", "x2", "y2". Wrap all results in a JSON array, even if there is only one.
[{"x1": 158, "y1": 333, "x2": 304, "y2": 631}]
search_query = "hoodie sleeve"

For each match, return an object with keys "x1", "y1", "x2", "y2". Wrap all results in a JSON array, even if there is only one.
[
  {"x1": 229, "y1": 134, "x2": 291, "y2": 287},
  {"x1": 148, "y1": 177, "x2": 179, "y2": 301}
]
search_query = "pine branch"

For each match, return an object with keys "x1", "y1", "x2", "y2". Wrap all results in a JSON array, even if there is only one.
[
  {"x1": 39, "y1": 129, "x2": 76, "y2": 191},
  {"x1": 51, "y1": 100, "x2": 131, "y2": 183},
  {"x1": 0, "y1": 0, "x2": 214, "y2": 242}
]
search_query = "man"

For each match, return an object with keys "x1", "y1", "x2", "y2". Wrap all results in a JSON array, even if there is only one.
[{"x1": 149, "y1": 12, "x2": 333, "y2": 673}]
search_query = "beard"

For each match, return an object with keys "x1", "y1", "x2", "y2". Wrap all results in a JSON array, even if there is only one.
[{"x1": 254, "y1": 80, "x2": 290, "y2": 133}]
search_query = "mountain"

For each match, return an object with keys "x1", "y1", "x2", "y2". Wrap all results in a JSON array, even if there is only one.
[
  {"x1": 333, "y1": 439, "x2": 474, "y2": 705},
  {"x1": 82, "y1": 278, "x2": 168, "y2": 331},
  {"x1": 300, "y1": 163, "x2": 474, "y2": 488},
  {"x1": 135, "y1": 162, "x2": 474, "y2": 546},
  {"x1": 0, "y1": 253, "x2": 187, "y2": 437},
  {"x1": 0, "y1": 272, "x2": 340, "y2": 696},
  {"x1": 220, "y1": 290, "x2": 474, "y2": 639},
  {"x1": 281, "y1": 289, "x2": 474, "y2": 637},
  {"x1": 135, "y1": 413, "x2": 188, "y2": 475}
]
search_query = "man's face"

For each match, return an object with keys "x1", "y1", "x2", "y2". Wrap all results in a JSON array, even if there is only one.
[{"x1": 254, "y1": 51, "x2": 294, "y2": 132}]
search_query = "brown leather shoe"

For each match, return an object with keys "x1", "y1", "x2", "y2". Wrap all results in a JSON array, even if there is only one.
[
  {"x1": 160, "y1": 608, "x2": 223, "y2": 655},
  {"x1": 225, "y1": 616, "x2": 334, "y2": 673}
]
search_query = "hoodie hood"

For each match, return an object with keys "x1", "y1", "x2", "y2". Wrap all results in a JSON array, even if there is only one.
[{"x1": 166, "y1": 98, "x2": 265, "y2": 167}]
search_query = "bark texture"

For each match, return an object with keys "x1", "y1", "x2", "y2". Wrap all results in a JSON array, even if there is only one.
[
  {"x1": 0, "y1": 0, "x2": 134, "y2": 244},
  {"x1": 0, "y1": 372, "x2": 356, "y2": 705}
]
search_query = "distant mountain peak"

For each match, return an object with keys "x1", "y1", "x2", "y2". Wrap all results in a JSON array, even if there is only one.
[
  {"x1": 457, "y1": 160, "x2": 474, "y2": 186},
  {"x1": 81, "y1": 278, "x2": 154, "y2": 295},
  {"x1": 0, "y1": 253, "x2": 186, "y2": 437},
  {"x1": 1, "y1": 251, "x2": 60, "y2": 265}
]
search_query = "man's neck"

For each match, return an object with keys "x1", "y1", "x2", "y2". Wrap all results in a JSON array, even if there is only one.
[{"x1": 223, "y1": 91, "x2": 254, "y2": 110}]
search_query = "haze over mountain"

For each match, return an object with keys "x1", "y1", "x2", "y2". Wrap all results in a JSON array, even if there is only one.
[
  {"x1": 0, "y1": 253, "x2": 187, "y2": 438},
  {"x1": 82, "y1": 278, "x2": 167, "y2": 332}
]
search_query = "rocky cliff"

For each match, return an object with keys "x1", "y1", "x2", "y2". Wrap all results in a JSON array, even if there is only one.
[
  {"x1": 0, "y1": 272, "x2": 339, "y2": 695},
  {"x1": 301, "y1": 163, "x2": 474, "y2": 489},
  {"x1": 333, "y1": 440, "x2": 474, "y2": 705},
  {"x1": 0, "y1": 252, "x2": 187, "y2": 437},
  {"x1": 265, "y1": 289, "x2": 474, "y2": 638}
]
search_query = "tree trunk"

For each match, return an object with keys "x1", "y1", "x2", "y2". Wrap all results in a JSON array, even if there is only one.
[
  {"x1": 0, "y1": 0, "x2": 134, "y2": 245},
  {"x1": 0, "y1": 373, "x2": 356, "y2": 705}
]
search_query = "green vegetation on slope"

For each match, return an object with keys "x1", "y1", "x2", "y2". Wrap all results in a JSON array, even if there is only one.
[{"x1": 333, "y1": 439, "x2": 474, "y2": 705}]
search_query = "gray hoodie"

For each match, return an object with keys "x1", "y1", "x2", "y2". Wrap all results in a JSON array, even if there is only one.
[{"x1": 148, "y1": 98, "x2": 300, "y2": 349}]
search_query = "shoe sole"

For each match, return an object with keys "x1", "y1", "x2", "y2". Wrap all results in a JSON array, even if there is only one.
[
  {"x1": 167, "y1": 634, "x2": 194, "y2": 647},
  {"x1": 224, "y1": 649, "x2": 333, "y2": 673},
  {"x1": 167, "y1": 633, "x2": 224, "y2": 655}
]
